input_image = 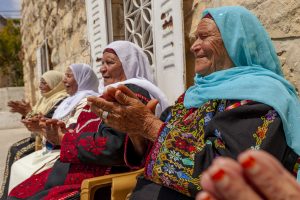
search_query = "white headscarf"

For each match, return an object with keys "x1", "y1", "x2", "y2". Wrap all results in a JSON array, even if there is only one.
[
  {"x1": 107, "y1": 40, "x2": 154, "y2": 82},
  {"x1": 99, "y1": 41, "x2": 169, "y2": 116},
  {"x1": 52, "y1": 64, "x2": 99, "y2": 119}
]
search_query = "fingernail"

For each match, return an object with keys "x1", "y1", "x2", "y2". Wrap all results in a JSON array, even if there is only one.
[
  {"x1": 211, "y1": 168, "x2": 225, "y2": 181},
  {"x1": 241, "y1": 155, "x2": 256, "y2": 169},
  {"x1": 210, "y1": 167, "x2": 229, "y2": 188},
  {"x1": 241, "y1": 155, "x2": 260, "y2": 174},
  {"x1": 197, "y1": 192, "x2": 212, "y2": 200}
]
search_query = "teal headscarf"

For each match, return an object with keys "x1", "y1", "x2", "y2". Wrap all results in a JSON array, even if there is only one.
[{"x1": 184, "y1": 6, "x2": 300, "y2": 175}]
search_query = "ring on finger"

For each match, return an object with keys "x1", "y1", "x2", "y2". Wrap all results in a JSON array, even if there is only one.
[{"x1": 102, "y1": 111, "x2": 109, "y2": 120}]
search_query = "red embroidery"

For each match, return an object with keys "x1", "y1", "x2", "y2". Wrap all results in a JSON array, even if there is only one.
[
  {"x1": 135, "y1": 93, "x2": 150, "y2": 104},
  {"x1": 10, "y1": 91, "x2": 151, "y2": 199},
  {"x1": 9, "y1": 164, "x2": 109, "y2": 199},
  {"x1": 78, "y1": 136, "x2": 107, "y2": 156},
  {"x1": 60, "y1": 133, "x2": 80, "y2": 163},
  {"x1": 225, "y1": 100, "x2": 252, "y2": 111},
  {"x1": 60, "y1": 105, "x2": 101, "y2": 163},
  {"x1": 44, "y1": 164, "x2": 108, "y2": 199},
  {"x1": 9, "y1": 168, "x2": 51, "y2": 198}
]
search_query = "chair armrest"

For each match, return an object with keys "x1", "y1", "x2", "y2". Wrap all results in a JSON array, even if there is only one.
[{"x1": 81, "y1": 168, "x2": 144, "y2": 200}]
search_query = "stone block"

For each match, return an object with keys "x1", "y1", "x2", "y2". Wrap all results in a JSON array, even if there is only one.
[
  {"x1": 73, "y1": 9, "x2": 87, "y2": 29},
  {"x1": 45, "y1": 16, "x2": 57, "y2": 37},
  {"x1": 58, "y1": 43, "x2": 67, "y2": 63},
  {"x1": 274, "y1": 39, "x2": 300, "y2": 93},
  {"x1": 57, "y1": 0, "x2": 67, "y2": 18},
  {"x1": 50, "y1": 47, "x2": 59, "y2": 66},
  {"x1": 62, "y1": 12, "x2": 74, "y2": 39},
  {"x1": 215, "y1": 0, "x2": 300, "y2": 38}
]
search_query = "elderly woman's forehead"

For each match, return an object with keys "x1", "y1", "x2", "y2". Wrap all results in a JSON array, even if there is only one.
[
  {"x1": 197, "y1": 18, "x2": 217, "y2": 31},
  {"x1": 40, "y1": 77, "x2": 47, "y2": 83},
  {"x1": 65, "y1": 67, "x2": 73, "y2": 74},
  {"x1": 103, "y1": 52, "x2": 119, "y2": 60}
]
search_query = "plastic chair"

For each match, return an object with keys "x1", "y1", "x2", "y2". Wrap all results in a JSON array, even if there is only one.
[{"x1": 80, "y1": 168, "x2": 144, "y2": 200}]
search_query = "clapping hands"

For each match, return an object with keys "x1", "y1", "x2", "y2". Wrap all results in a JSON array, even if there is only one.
[
  {"x1": 88, "y1": 85, "x2": 162, "y2": 141},
  {"x1": 39, "y1": 118, "x2": 67, "y2": 145},
  {"x1": 7, "y1": 100, "x2": 32, "y2": 116},
  {"x1": 21, "y1": 114, "x2": 43, "y2": 132}
]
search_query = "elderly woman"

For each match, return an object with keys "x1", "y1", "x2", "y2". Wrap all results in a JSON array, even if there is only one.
[
  {"x1": 49, "y1": 63, "x2": 99, "y2": 126},
  {"x1": 88, "y1": 6, "x2": 300, "y2": 200},
  {"x1": 8, "y1": 64, "x2": 99, "y2": 193},
  {"x1": 1, "y1": 70, "x2": 68, "y2": 200},
  {"x1": 7, "y1": 41, "x2": 168, "y2": 200}
]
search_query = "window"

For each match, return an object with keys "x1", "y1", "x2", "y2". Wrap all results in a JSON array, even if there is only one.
[
  {"x1": 124, "y1": 0, "x2": 154, "y2": 65},
  {"x1": 36, "y1": 39, "x2": 51, "y2": 81}
]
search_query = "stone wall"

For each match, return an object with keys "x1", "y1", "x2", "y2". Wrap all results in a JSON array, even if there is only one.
[
  {"x1": 189, "y1": 0, "x2": 300, "y2": 93},
  {"x1": 21, "y1": 0, "x2": 300, "y2": 104},
  {"x1": 21, "y1": 0, "x2": 90, "y2": 105}
]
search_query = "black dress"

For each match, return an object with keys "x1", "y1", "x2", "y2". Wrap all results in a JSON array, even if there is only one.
[{"x1": 130, "y1": 94, "x2": 298, "y2": 200}]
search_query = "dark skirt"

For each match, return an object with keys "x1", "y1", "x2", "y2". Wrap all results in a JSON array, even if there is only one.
[
  {"x1": 130, "y1": 177, "x2": 194, "y2": 200},
  {"x1": 0, "y1": 136, "x2": 35, "y2": 200}
]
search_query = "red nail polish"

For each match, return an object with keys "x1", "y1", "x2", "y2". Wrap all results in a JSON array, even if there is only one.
[
  {"x1": 211, "y1": 168, "x2": 225, "y2": 181},
  {"x1": 201, "y1": 195, "x2": 212, "y2": 200},
  {"x1": 241, "y1": 155, "x2": 256, "y2": 169}
]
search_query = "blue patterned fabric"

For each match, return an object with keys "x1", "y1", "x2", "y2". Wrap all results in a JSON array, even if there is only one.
[{"x1": 184, "y1": 6, "x2": 300, "y2": 161}]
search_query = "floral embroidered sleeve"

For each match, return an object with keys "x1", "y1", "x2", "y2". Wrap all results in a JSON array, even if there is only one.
[
  {"x1": 60, "y1": 104, "x2": 103, "y2": 163},
  {"x1": 144, "y1": 98, "x2": 298, "y2": 197},
  {"x1": 202, "y1": 101, "x2": 298, "y2": 173},
  {"x1": 76, "y1": 123, "x2": 128, "y2": 166}
]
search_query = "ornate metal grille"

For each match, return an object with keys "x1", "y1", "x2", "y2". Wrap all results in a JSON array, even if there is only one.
[{"x1": 124, "y1": 0, "x2": 154, "y2": 66}]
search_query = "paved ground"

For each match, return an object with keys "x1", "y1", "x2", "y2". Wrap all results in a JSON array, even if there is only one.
[{"x1": 0, "y1": 128, "x2": 30, "y2": 186}]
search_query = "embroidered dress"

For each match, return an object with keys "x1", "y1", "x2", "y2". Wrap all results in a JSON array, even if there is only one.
[
  {"x1": 0, "y1": 99, "x2": 67, "y2": 200},
  {"x1": 130, "y1": 94, "x2": 298, "y2": 199},
  {"x1": 132, "y1": 5, "x2": 300, "y2": 200},
  {"x1": 8, "y1": 84, "x2": 152, "y2": 200},
  {"x1": 7, "y1": 98, "x2": 87, "y2": 193}
]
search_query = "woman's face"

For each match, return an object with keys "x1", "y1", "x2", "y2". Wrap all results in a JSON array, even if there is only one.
[
  {"x1": 190, "y1": 18, "x2": 233, "y2": 76},
  {"x1": 100, "y1": 52, "x2": 126, "y2": 86},
  {"x1": 39, "y1": 78, "x2": 51, "y2": 95},
  {"x1": 63, "y1": 67, "x2": 78, "y2": 95}
]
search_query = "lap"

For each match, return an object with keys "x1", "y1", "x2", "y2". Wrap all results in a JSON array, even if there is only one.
[
  {"x1": 130, "y1": 177, "x2": 193, "y2": 200},
  {"x1": 9, "y1": 149, "x2": 60, "y2": 192}
]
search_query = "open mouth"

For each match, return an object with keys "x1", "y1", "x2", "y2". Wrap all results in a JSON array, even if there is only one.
[
  {"x1": 102, "y1": 76, "x2": 110, "y2": 79},
  {"x1": 196, "y1": 54, "x2": 206, "y2": 58}
]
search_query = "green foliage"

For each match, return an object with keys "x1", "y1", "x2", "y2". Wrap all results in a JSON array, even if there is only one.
[{"x1": 0, "y1": 19, "x2": 24, "y2": 86}]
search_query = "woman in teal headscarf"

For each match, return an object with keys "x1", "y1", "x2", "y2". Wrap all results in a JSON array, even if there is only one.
[{"x1": 88, "y1": 6, "x2": 300, "y2": 200}]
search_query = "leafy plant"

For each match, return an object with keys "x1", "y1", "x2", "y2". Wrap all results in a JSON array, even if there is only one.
[{"x1": 0, "y1": 19, "x2": 23, "y2": 86}]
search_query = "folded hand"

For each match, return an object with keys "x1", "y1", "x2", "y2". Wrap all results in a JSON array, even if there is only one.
[
  {"x1": 39, "y1": 118, "x2": 67, "y2": 145},
  {"x1": 88, "y1": 85, "x2": 163, "y2": 141},
  {"x1": 21, "y1": 115, "x2": 43, "y2": 132}
]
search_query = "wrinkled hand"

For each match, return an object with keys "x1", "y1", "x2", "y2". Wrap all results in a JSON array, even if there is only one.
[
  {"x1": 39, "y1": 118, "x2": 67, "y2": 145},
  {"x1": 7, "y1": 100, "x2": 31, "y2": 116},
  {"x1": 21, "y1": 115, "x2": 43, "y2": 132},
  {"x1": 196, "y1": 150, "x2": 300, "y2": 200},
  {"x1": 88, "y1": 85, "x2": 163, "y2": 141}
]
